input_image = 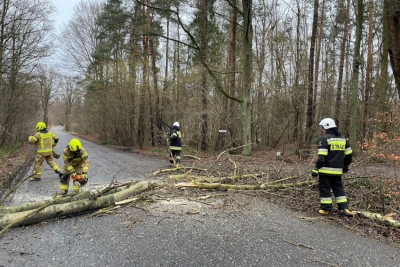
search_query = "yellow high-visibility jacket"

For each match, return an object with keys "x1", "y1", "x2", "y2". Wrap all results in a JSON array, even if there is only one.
[
  {"x1": 62, "y1": 147, "x2": 90, "y2": 174},
  {"x1": 28, "y1": 131, "x2": 58, "y2": 156}
]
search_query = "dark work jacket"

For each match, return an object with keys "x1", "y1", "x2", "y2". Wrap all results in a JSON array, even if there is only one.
[
  {"x1": 315, "y1": 130, "x2": 352, "y2": 176},
  {"x1": 169, "y1": 126, "x2": 182, "y2": 151}
]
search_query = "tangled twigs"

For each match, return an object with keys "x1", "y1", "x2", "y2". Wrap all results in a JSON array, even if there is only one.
[
  {"x1": 262, "y1": 175, "x2": 303, "y2": 185},
  {"x1": 206, "y1": 144, "x2": 248, "y2": 171},
  {"x1": 90, "y1": 206, "x2": 120, "y2": 217},
  {"x1": 153, "y1": 166, "x2": 207, "y2": 175},
  {"x1": 92, "y1": 180, "x2": 136, "y2": 199},
  {"x1": 107, "y1": 169, "x2": 123, "y2": 187}
]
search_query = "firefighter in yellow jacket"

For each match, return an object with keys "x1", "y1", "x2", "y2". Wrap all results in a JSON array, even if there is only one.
[
  {"x1": 28, "y1": 122, "x2": 62, "y2": 181},
  {"x1": 59, "y1": 138, "x2": 90, "y2": 196}
]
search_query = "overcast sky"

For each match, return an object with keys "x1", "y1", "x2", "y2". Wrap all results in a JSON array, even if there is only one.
[{"x1": 52, "y1": 0, "x2": 82, "y2": 32}]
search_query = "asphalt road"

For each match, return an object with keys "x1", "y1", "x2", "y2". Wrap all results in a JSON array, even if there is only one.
[{"x1": 1, "y1": 127, "x2": 399, "y2": 267}]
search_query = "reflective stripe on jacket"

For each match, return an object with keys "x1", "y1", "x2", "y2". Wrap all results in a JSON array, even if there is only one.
[
  {"x1": 169, "y1": 126, "x2": 182, "y2": 151},
  {"x1": 31, "y1": 131, "x2": 58, "y2": 156},
  {"x1": 63, "y1": 147, "x2": 90, "y2": 174},
  {"x1": 315, "y1": 133, "x2": 352, "y2": 176}
]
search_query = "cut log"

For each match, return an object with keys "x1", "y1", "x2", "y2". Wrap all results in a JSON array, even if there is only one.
[
  {"x1": 0, "y1": 184, "x2": 134, "y2": 214},
  {"x1": 0, "y1": 181, "x2": 149, "y2": 229},
  {"x1": 357, "y1": 211, "x2": 400, "y2": 228}
]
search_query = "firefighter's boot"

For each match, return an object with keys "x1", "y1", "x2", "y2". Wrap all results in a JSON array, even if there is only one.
[
  {"x1": 58, "y1": 189, "x2": 67, "y2": 196},
  {"x1": 340, "y1": 209, "x2": 354, "y2": 217},
  {"x1": 72, "y1": 181, "x2": 81, "y2": 195},
  {"x1": 318, "y1": 209, "x2": 330, "y2": 216}
]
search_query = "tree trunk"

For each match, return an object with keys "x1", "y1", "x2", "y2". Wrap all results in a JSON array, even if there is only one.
[
  {"x1": 334, "y1": 0, "x2": 351, "y2": 127},
  {"x1": 291, "y1": 1, "x2": 306, "y2": 158},
  {"x1": 363, "y1": 0, "x2": 374, "y2": 139},
  {"x1": 241, "y1": 0, "x2": 253, "y2": 156},
  {"x1": 146, "y1": 0, "x2": 158, "y2": 146},
  {"x1": 305, "y1": 0, "x2": 319, "y2": 151},
  {"x1": 349, "y1": 0, "x2": 364, "y2": 153},
  {"x1": 313, "y1": 0, "x2": 325, "y2": 123},
  {"x1": 0, "y1": 181, "x2": 149, "y2": 229},
  {"x1": 378, "y1": 0, "x2": 390, "y2": 133},
  {"x1": 386, "y1": 0, "x2": 400, "y2": 99},
  {"x1": 138, "y1": 7, "x2": 149, "y2": 149},
  {"x1": 162, "y1": 16, "x2": 170, "y2": 131},
  {"x1": 200, "y1": 0, "x2": 208, "y2": 151},
  {"x1": 226, "y1": 0, "x2": 237, "y2": 148}
]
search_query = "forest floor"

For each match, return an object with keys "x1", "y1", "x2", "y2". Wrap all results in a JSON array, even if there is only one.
[{"x1": 1, "y1": 135, "x2": 400, "y2": 246}]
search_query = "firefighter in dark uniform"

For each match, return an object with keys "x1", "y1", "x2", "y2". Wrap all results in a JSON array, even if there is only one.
[
  {"x1": 169, "y1": 122, "x2": 182, "y2": 167},
  {"x1": 312, "y1": 118, "x2": 353, "y2": 217}
]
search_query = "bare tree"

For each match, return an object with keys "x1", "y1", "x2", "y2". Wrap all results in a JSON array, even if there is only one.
[
  {"x1": 305, "y1": 0, "x2": 319, "y2": 151},
  {"x1": 349, "y1": 0, "x2": 364, "y2": 153},
  {"x1": 57, "y1": 0, "x2": 103, "y2": 76},
  {"x1": 334, "y1": 0, "x2": 351, "y2": 128},
  {"x1": 61, "y1": 77, "x2": 80, "y2": 132},
  {"x1": 36, "y1": 65, "x2": 62, "y2": 126},
  {"x1": 363, "y1": 0, "x2": 374, "y2": 139},
  {"x1": 0, "y1": 0, "x2": 55, "y2": 147}
]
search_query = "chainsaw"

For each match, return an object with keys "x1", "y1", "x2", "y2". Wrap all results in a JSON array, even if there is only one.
[{"x1": 71, "y1": 173, "x2": 84, "y2": 183}]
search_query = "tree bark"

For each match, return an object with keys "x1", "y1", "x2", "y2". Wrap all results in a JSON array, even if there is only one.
[
  {"x1": 378, "y1": 0, "x2": 390, "y2": 133},
  {"x1": 0, "y1": 181, "x2": 149, "y2": 229},
  {"x1": 363, "y1": 0, "x2": 374, "y2": 139},
  {"x1": 305, "y1": 0, "x2": 319, "y2": 151},
  {"x1": 386, "y1": 0, "x2": 400, "y2": 99},
  {"x1": 146, "y1": 0, "x2": 158, "y2": 146},
  {"x1": 349, "y1": 0, "x2": 364, "y2": 153},
  {"x1": 241, "y1": 0, "x2": 253, "y2": 156},
  {"x1": 200, "y1": 0, "x2": 208, "y2": 151},
  {"x1": 334, "y1": 0, "x2": 351, "y2": 127}
]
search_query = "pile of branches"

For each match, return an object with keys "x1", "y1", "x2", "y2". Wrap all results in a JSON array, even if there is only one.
[
  {"x1": 2, "y1": 147, "x2": 400, "y2": 243},
  {"x1": 154, "y1": 149, "x2": 400, "y2": 241},
  {"x1": 0, "y1": 180, "x2": 151, "y2": 237}
]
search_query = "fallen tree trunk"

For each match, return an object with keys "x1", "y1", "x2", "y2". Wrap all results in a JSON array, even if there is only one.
[
  {"x1": 0, "y1": 191, "x2": 97, "y2": 214},
  {"x1": 174, "y1": 179, "x2": 314, "y2": 190},
  {"x1": 0, "y1": 183, "x2": 135, "y2": 214},
  {"x1": 0, "y1": 180, "x2": 149, "y2": 229},
  {"x1": 357, "y1": 211, "x2": 400, "y2": 228}
]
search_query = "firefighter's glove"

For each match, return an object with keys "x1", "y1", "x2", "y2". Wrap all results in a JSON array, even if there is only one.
[
  {"x1": 60, "y1": 173, "x2": 69, "y2": 184},
  {"x1": 343, "y1": 166, "x2": 349, "y2": 173},
  {"x1": 311, "y1": 169, "x2": 319, "y2": 177},
  {"x1": 71, "y1": 172, "x2": 77, "y2": 178},
  {"x1": 81, "y1": 173, "x2": 88, "y2": 185}
]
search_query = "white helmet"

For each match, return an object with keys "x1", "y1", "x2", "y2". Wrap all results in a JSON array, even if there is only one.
[
  {"x1": 319, "y1": 118, "x2": 336, "y2": 129},
  {"x1": 173, "y1": 122, "x2": 180, "y2": 127}
]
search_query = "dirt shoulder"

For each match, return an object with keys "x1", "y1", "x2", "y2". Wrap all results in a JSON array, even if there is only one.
[{"x1": 0, "y1": 144, "x2": 36, "y2": 197}]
